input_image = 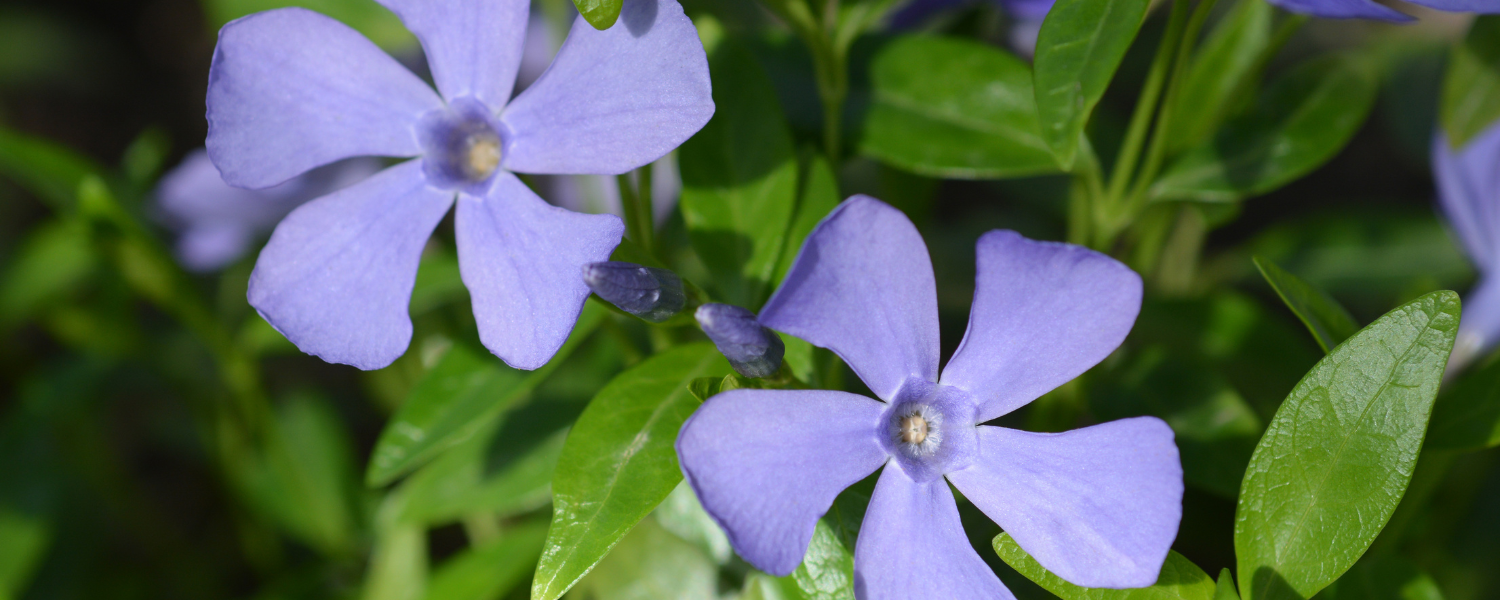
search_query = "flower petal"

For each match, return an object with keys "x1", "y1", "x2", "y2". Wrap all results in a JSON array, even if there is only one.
[
  {"x1": 676, "y1": 389, "x2": 887, "y2": 576},
  {"x1": 206, "y1": 7, "x2": 442, "y2": 189},
  {"x1": 759, "y1": 196, "x2": 940, "y2": 401},
  {"x1": 946, "y1": 418, "x2": 1183, "y2": 589},
  {"x1": 248, "y1": 160, "x2": 454, "y2": 370},
  {"x1": 455, "y1": 172, "x2": 624, "y2": 369},
  {"x1": 375, "y1": 0, "x2": 529, "y2": 107},
  {"x1": 853, "y1": 466, "x2": 1014, "y2": 600},
  {"x1": 178, "y1": 224, "x2": 255, "y2": 273},
  {"x1": 1402, "y1": 0, "x2": 1500, "y2": 11},
  {"x1": 498, "y1": 0, "x2": 713, "y2": 175},
  {"x1": 1434, "y1": 125, "x2": 1500, "y2": 273},
  {"x1": 1260, "y1": 0, "x2": 1413, "y2": 21},
  {"x1": 939, "y1": 230, "x2": 1141, "y2": 422}
]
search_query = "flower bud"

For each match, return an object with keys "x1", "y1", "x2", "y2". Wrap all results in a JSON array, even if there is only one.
[
  {"x1": 695, "y1": 303, "x2": 784, "y2": 378},
  {"x1": 582, "y1": 261, "x2": 686, "y2": 322}
]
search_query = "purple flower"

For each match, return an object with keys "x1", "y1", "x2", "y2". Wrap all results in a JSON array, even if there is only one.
[
  {"x1": 205, "y1": 0, "x2": 713, "y2": 370},
  {"x1": 676, "y1": 196, "x2": 1183, "y2": 597},
  {"x1": 583, "y1": 261, "x2": 686, "y2": 322},
  {"x1": 1264, "y1": 0, "x2": 1497, "y2": 23},
  {"x1": 1434, "y1": 122, "x2": 1500, "y2": 371},
  {"x1": 889, "y1": 0, "x2": 1055, "y2": 55},
  {"x1": 695, "y1": 303, "x2": 785, "y2": 378},
  {"x1": 155, "y1": 150, "x2": 380, "y2": 272}
]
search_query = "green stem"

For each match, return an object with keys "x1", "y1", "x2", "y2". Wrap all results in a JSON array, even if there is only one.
[
  {"x1": 1105, "y1": 0, "x2": 1191, "y2": 210},
  {"x1": 617, "y1": 171, "x2": 653, "y2": 256}
]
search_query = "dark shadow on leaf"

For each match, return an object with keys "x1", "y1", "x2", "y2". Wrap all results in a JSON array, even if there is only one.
[
  {"x1": 1250, "y1": 566, "x2": 1305, "y2": 600},
  {"x1": 481, "y1": 397, "x2": 587, "y2": 478}
]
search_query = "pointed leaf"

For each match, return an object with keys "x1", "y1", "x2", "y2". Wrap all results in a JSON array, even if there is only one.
[
  {"x1": 574, "y1": 0, "x2": 623, "y2": 30},
  {"x1": 994, "y1": 532, "x2": 1218, "y2": 600},
  {"x1": 1215, "y1": 570, "x2": 1239, "y2": 600},
  {"x1": 1032, "y1": 0, "x2": 1150, "y2": 170},
  {"x1": 1234, "y1": 291, "x2": 1460, "y2": 600},
  {"x1": 1253, "y1": 256, "x2": 1360, "y2": 354},
  {"x1": 531, "y1": 342, "x2": 732, "y2": 600},
  {"x1": 1166, "y1": 0, "x2": 1273, "y2": 154}
]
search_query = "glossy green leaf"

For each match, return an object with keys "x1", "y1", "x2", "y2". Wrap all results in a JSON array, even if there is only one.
[
  {"x1": 790, "y1": 519, "x2": 856, "y2": 600},
  {"x1": 743, "y1": 573, "x2": 808, "y2": 600},
  {"x1": 202, "y1": 0, "x2": 416, "y2": 49},
  {"x1": 366, "y1": 302, "x2": 604, "y2": 486},
  {"x1": 362, "y1": 523, "x2": 428, "y2": 600},
  {"x1": 0, "y1": 127, "x2": 99, "y2": 211},
  {"x1": 679, "y1": 41, "x2": 798, "y2": 308},
  {"x1": 0, "y1": 506, "x2": 49, "y2": 600},
  {"x1": 1235, "y1": 291, "x2": 1460, "y2": 600},
  {"x1": 654, "y1": 482, "x2": 731, "y2": 565},
  {"x1": 0, "y1": 219, "x2": 94, "y2": 329},
  {"x1": 994, "y1": 532, "x2": 1217, "y2": 600},
  {"x1": 1166, "y1": 0, "x2": 1273, "y2": 154},
  {"x1": 1317, "y1": 553, "x2": 1444, "y2": 600},
  {"x1": 1032, "y1": 0, "x2": 1150, "y2": 170},
  {"x1": 396, "y1": 422, "x2": 568, "y2": 527},
  {"x1": 1253, "y1": 256, "x2": 1360, "y2": 354},
  {"x1": 1426, "y1": 355, "x2": 1500, "y2": 451},
  {"x1": 1152, "y1": 55, "x2": 1378, "y2": 203},
  {"x1": 1216, "y1": 570, "x2": 1239, "y2": 600},
  {"x1": 566, "y1": 517, "x2": 720, "y2": 600},
  {"x1": 775, "y1": 155, "x2": 841, "y2": 285},
  {"x1": 572, "y1": 0, "x2": 622, "y2": 30},
  {"x1": 860, "y1": 35, "x2": 1057, "y2": 179},
  {"x1": 421, "y1": 522, "x2": 548, "y2": 600},
  {"x1": 1441, "y1": 16, "x2": 1500, "y2": 148},
  {"x1": 531, "y1": 343, "x2": 731, "y2": 600}
]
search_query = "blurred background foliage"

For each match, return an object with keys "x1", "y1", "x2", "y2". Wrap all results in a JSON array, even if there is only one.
[{"x1": 1, "y1": 0, "x2": 1499, "y2": 599}]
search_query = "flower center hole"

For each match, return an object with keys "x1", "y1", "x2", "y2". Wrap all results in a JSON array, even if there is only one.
[
  {"x1": 899, "y1": 415, "x2": 928, "y2": 445},
  {"x1": 462, "y1": 133, "x2": 502, "y2": 181}
]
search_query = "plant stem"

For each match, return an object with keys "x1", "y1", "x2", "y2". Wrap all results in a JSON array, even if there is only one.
[
  {"x1": 617, "y1": 170, "x2": 654, "y2": 256},
  {"x1": 1106, "y1": 0, "x2": 1191, "y2": 211}
]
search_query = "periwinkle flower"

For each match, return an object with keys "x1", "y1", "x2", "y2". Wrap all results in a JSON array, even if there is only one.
[
  {"x1": 155, "y1": 150, "x2": 379, "y2": 272},
  {"x1": 1265, "y1": 0, "x2": 1497, "y2": 23},
  {"x1": 890, "y1": 0, "x2": 1054, "y2": 55},
  {"x1": 1434, "y1": 122, "x2": 1500, "y2": 373},
  {"x1": 206, "y1": 0, "x2": 713, "y2": 370},
  {"x1": 677, "y1": 196, "x2": 1183, "y2": 598},
  {"x1": 583, "y1": 261, "x2": 686, "y2": 322},
  {"x1": 695, "y1": 303, "x2": 785, "y2": 378}
]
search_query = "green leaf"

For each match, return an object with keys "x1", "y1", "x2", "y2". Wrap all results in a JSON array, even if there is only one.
[
  {"x1": 202, "y1": 0, "x2": 416, "y2": 49},
  {"x1": 1253, "y1": 256, "x2": 1360, "y2": 354},
  {"x1": 1441, "y1": 16, "x2": 1500, "y2": 148},
  {"x1": 1165, "y1": 0, "x2": 1273, "y2": 154},
  {"x1": 362, "y1": 522, "x2": 428, "y2": 600},
  {"x1": 421, "y1": 522, "x2": 548, "y2": 600},
  {"x1": 531, "y1": 343, "x2": 732, "y2": 600},
  {"x1": 0, "y1": 127, "x2": 100, "y2": 212},
  {"x1": 572, "y1": 0, "x2": 622, "y2": 30},
  {"x1": 743, "y1": 573, "x2": 808, "y2": 600},
  {"x1": 860, "y1": 35, "x2": 1058, "y2": 179},
  {"x1": 0, "y1": 219, "x2": 94, "y2": 329},
  {"x1": 565, "y1": 517, "x2": 721, "y2": 600},
  {"x1": 790, "y1": 520, "x2": 856, "y2": 600},
  {"x1": 396, "y1": 422, "x2": 569, "y2": 527},
  {"x1": 365, "y1": 302, "x2": 605, "y2": 486},
  {"x1": 410, "y1": 249, "x2": 465, "y2": 316},
  {"x1": 775, "y1": 155, "x2": 841, "y2": 285},
  {"x1": 1317, "y1": 553, "x2": 1444, "y2": 600},
  {"x1": 1234, "y1": 291, "x2": 1460, "y2": 600},
  {"x1": 654, "y1": 482, "x2": 731, "y2": 564},
  {"x1": 1032, "y1": 0, "x2": 1150, "y2": 170},
  {"x1": 0, "y1": 506, "x2": 49, "y2": 600},
  {"x1": 679, "y1": 40, "x2": 799, "y2": 308},
  {"x1": 1152, "y1": 55, "x2": 1378, "y2": 203},
  {"x1": 1216, "y1": 570, "x2": 1240, "y2": 600},
  {"x1": 264, "y1": 394, "x2": 363, "y2": 555},
  {"x1": 1425, "y1": 356, "x2": 1500, "y2": 451},
  {"x1": 993, "y1": 532, "x2": 1217, "y2": 600},
  {"x1": 686, "y1": 377, "x2": 724, "y2": 402}
]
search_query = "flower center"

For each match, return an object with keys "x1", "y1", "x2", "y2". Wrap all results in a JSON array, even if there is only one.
[
  {"x1": 417, "y1": 97, "x2": 506, "y2": 193},
  {"x1": 462, "y1": 133, "x2": 502, "y2": 181},
  {"x1": 899, "y1": 415, "x2": 928, "y2": 444}
]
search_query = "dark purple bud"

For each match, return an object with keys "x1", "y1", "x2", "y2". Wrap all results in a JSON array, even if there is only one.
[
  {"x1": 695, "y1": 303, "x2": 784, "y2": 378},
  {"x1": 582, "y1": 261, "x2": 686, "y2": 322}
]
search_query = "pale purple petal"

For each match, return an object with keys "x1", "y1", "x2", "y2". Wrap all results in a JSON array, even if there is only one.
[
  {"x1": 853, "y1": 466, "x2": 1014, "y2": 600},
  {"x1": 375, "y1": 0, "x2": 528, "y2": 107},
  {"x1": 677, "y1": 389, "x2": 887, "y2": 576},
  {"x1": 760, "y1": 196, "x2": 939, "y2": 401},
  {"x1": 455, "y1": 172, "x2": 623, "y2": 369},
  {"x1": 517, "y1": 9, "x2": 560, "y2": 92},
  {"x1": 178, "y1": 224, "x2": 255, "y2": 273},
  {"x1": 1403, "y1": 0, "x2": 1500, "y2": 12},
  {"x1": 248, "y1": 160, "x2": 454, "y2": 370},
  {"x1": 1261, "y1": 0, "x2": 1413, "y2": 21},
  {"x1": 1460, "y1": 274, "x2": 1500, "y2": 356},
  {"x1": 947, "y1": 418, "x2": 1183, "y2": 589},
  {"x1": 1434, "y1": 125, "x2": 1500, "y2": 274},
  {"x1": 499, "y1": 0, "x2": 713, "y2": 175},
  {"x1": 940, "y1": 230, "x2": 1141, "y2": 422},
  {"x1": 206, "y1": 8, "x2": 442, "y2": 189}
]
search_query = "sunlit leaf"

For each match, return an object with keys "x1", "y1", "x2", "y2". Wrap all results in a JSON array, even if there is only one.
[
  {"x1": 1032, "y1": 0, "x2": 1150, "y2": 170},
  {"x1": 994, "y1": 532, "x2": 1217, "y2": 599}
]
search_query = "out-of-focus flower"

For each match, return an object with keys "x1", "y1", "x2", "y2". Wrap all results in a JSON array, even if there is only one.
[
  {"x1": 537, "y1": 156, "x2": 681, "y2": 226},
  {"x1": 677, "y1": 196, "x2": 1182, "y2": 597},
  {"x1": 205, "y1": 0, "x2": 714, "y2": 370},
  {"x1": 1264, "y1": 0, "x2": 1497, "y2": 23},
  {"x1": 695, "y1": 303, "x2": 785, "y2": 378},
  {"x1": 154, "y1": 150, "x2": 379, "y2": 273},
  {"x1": 1435, "y1": 122, "x2": 1500, "y2": 374},
  {"x1": 889, "y1": 0, "x2": 1055, "y2": 56},
  {"x1": 583, "y1": 261, "x2": 686, "y2": 322}
]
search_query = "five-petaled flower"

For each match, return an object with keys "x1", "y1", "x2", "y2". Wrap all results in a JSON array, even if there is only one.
[
  {"x1": 676, "y1": 195, "x2": 1183, "y2": 599},
  {"x1": 205, "y1": 0, "x2": 713, "y2": 370},
  {"x1": 1434, "y1": 120, "x2": 1500, "y2": 374}
]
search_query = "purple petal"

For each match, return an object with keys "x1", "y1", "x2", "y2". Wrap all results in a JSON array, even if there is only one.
[
  {"x1": 248, "y1": 161, "x2": 454, "y2": 370},
  {"x1": 206, "y1": 8, "x2": 442, "y2": 189},
  {"x1": 375, "y1": 0, "x2": 528, "y2": 107},
  {"x1": 1434, "y1": 124, "x2": 1500, "y2": 274},
  {"x1": 853, "y1": 466, "x2": 1013, "y2": 600},
  {"x1": 946, "y1": 418, "x2": 1183, "y2": 589},
  {"x1": 499, "y1": 0, "x2": 713, "y2": 175},
  {"x1": 1260, "y1": 0, "x2": 1414, "y2": 21},
  {"x1": 677, "y1": 389, "x2": 887, "y2": 576},
  {"x1": 517, "y1": 10, "x2": 561, "y2": 92},
  {"x1": 177, "y1": 224, "x2": 255, "y2": 273},
  {"x1": 759, "y1": 196, "x2": 940, "y2": 401},
  {"x1": 939, "y1": 230, "x2": 1141, "y2": 422},
  {"x1": 1403, "y1": 0, "x2": 1500, "y2": 11},
  {"x1": 455, "y1": 173, "x2": 623, "y2": 369}
]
